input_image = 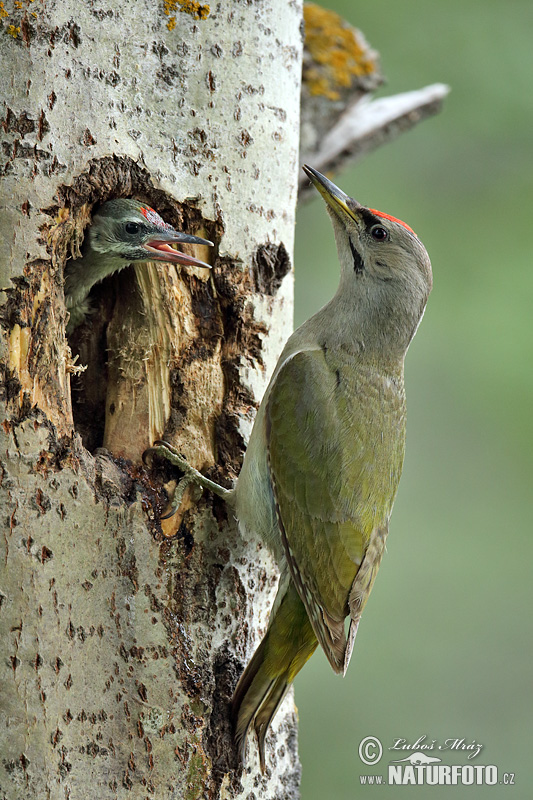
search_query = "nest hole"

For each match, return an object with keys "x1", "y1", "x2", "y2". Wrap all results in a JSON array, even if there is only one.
[{"x1": 48, "y1": 155, "x2": 214, "y2": 453}]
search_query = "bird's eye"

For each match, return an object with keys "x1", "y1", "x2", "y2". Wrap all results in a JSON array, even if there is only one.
[
  {"x1": 370, "y1": 225, "x2": 388, "y2": 241},
  {"x1": 125, "y1": 222, "x2": 140, "y2": 234}
]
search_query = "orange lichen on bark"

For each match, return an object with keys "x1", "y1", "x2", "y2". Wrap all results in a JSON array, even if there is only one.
[
  {"x1": 2, "y1": 0, "x2": 37, "y2": 34},
  {"x1": 163, "y1": 0, "x2": 210, "y2": 27},
  {"x1": 303, "y1": 3, "x2": 377, "y2": 100}
]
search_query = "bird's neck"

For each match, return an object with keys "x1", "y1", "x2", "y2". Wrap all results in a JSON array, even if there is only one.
[
  {"x1": 64, "y1": 246, "x2": 128, "y2": 309},
  {"x1": 299, "y1": 289, "x2": 408, "y2": 377}
]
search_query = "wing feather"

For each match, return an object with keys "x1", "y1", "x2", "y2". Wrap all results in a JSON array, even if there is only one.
[{"x1": 266, "y1": 347, "x2": 404, "y2": 672}]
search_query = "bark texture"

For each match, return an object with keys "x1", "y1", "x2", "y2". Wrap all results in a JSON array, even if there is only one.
[{"x1": 0, "y1": 1, "x2": 302, "y2": 798}]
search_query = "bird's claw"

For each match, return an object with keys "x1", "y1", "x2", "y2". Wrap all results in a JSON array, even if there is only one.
[
  {"x1": 160, "y1": 473, "x2": 197, "y2": 520},
  {"x1": 143, "y1": 440, "x2": 190, "y2": 472},
  {"x1": 142, "y1": 440, "x2": 199, "y2": 519},
  {"x1": 143, "y1": 440, "x2": 232, "y2": 517}
]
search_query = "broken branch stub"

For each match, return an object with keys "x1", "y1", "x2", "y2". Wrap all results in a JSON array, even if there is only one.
[{"x1": 299, "y1": 3, "x2": 450, "y2": 197}]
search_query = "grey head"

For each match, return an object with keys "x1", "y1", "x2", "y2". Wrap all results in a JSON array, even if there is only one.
[
  {"x1": 64, "y1": 198, "x2": 213, "y2": 332},
  {"x1": 83, "y1": 199, "x2": 212, "y2": 267},
  {"x1": 302, "y1": 165, "x2": 432, "y2": 362}
]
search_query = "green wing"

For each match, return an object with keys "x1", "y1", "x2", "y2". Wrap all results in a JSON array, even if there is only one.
[{"x1": 266, "y1": 347, "x2": 404, "y2": 672}]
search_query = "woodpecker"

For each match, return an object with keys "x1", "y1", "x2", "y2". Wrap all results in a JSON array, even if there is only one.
[
  {"x1": 145, "y1": 166, "x2": 432, "y2": 770},
  {"x1": 64, "y1": 198, "x2": 213, "y2": 332}
]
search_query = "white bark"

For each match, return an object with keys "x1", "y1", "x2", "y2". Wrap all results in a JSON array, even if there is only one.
[{"x1": 0, "y1": 2, "x2": 303, "y2": 798}]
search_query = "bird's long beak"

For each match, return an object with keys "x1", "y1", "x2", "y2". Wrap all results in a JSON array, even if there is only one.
[
  {"x1": 302, "y1": 165, "x2": 362, "y2": 224},
  {"x1": 144, "y1": 229, "x2": 214, "y2": 269}
]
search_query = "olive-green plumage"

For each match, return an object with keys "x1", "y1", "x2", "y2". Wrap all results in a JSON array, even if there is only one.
[
  {"x1": 230, "y1": 582, "x2": 318, "y2": 770},
  {"x1": 229, "y1": 167, "x2": 431, "y2": 768},
  {"x1": 147, "y1": 166, "x2": 432, "y2": 771}
]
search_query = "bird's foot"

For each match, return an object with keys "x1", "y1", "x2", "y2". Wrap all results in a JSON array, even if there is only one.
[{"x1": 143, "y1": 439, "x2": 232, "y2": 518}]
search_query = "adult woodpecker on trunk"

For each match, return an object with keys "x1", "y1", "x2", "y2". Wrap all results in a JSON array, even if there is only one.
[
  {"x1": 145, "y1": 166, "x2": 433, "y2": 771},
  {"x1": 64, "y1": 198, "x2": 213, "y2": 332}
]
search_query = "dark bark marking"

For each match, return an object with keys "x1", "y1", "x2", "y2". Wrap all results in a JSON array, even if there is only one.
[
  {"x1": 2, "y1": 108, "x2": 35, "y2": 137},
  {"x1": 37, "y1": 110, "x2": 49, "y2": 142},
  {"x1": 81, "y1": 128, "x2": 97, "y2": 146},
  {"x1": 251, "y1": 241, "x2": 292, "y2": 296},
  {"x1": 116, "y1": 536, "x2": 139, "y2": 592},
  {"x1": 0, "y1": 364, "x2": 22, "y2": 404},
  {"x1": 204, "y1": 257, "x2": 270, "y2": 481},
  {"x1": 40, "y1": 546, "x2": 53, "y2": 563},
  {"x1": 238, "y1": 129, "x2": 253, "y2": 147},
  {"x1": 68, "y1": 22, "x2": 81, "y2": 48},
  {"x1": 205, "y1": 645, "x2": 243, "y2": 780}
]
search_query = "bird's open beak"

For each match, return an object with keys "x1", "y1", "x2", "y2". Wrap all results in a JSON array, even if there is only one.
[
  {"x1": 144, "y1": 230, "x2": 213, "y2": 269},
  {"x1": 302, "y1": 165, "x2": 362, "y2": 224}
]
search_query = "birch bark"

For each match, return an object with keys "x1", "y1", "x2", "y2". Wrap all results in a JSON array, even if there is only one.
[{"x1": 0, "y1": 1, "x2": 302, "y2": 798}]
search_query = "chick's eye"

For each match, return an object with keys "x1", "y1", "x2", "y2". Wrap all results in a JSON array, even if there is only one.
[
  {"x1": 125, "y1": 222, "x2": 140, "y2": 234},
  {"x1": 370, "y1": 225, "x2": 388, "y2": 241}
]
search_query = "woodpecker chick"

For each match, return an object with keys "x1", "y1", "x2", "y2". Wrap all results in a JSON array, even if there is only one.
[
  {"x1": 145, "y1": 166, "x2": 432, "y2": 771},
  {"x1": 64, "y1": 198, "x2": 213, "y2": 332}
]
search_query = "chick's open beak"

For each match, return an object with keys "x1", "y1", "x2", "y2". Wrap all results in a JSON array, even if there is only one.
[{"x1": 144, "y1": 229, "x2": 213, "y2": 269}]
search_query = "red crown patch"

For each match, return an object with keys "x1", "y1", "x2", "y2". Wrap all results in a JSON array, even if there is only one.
[
  {"x1": 369, "y1": 209, "x2": 417, "y2": 237},
  {"x1": 140, "y1": 205, "x2": 174, "y2": 232}
]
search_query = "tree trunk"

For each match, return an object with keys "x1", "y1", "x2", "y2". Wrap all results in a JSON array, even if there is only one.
[{"x1": 0, "y1": 2, "x2": 302, "y2": 798}]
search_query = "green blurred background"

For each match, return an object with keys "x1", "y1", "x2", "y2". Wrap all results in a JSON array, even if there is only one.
[{"x1": 294, "y1": 1, "x2": 532, "y2": 797}]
